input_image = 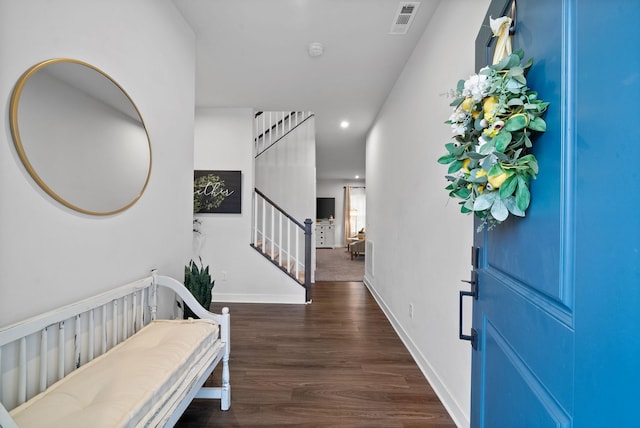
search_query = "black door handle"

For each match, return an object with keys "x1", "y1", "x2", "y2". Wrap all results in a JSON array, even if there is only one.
[{"x1": 459, "y1": 272, "x2": 478, "y2": 349}]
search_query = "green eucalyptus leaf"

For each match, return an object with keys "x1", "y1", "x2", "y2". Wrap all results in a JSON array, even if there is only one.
[
  {"x1": 507, "y1": 53, "x2": 522, "y2": 69},
  {"x1": 488, "y1": 163, "x2": 504, "y2": 177},
  {"x1": 507, "y1": 66, "x2": 524, "y2": 77},
  {"x1": 468, "y1": 169, "x2": 488, "y2": 183},
  {"x1": 465, "y1": 152, "x2": 485, "y2": 160},
  {"x1": 523, "y1": 56, "x2": 533, "y2": 69},
  {"x1": 437, "y1": 154, "x2": 456, "y2": 164},
  {"x1": 506, "y1": 78, "x2": 524, "y2": 93},
  {"x1": 505, "y1": 115, "x2": 527, "y2": 131},
  {"x1": 514, "y1": 48, "x2": 525, "y2": 60},
  {"x1": 529, "y1": 117, "x2": 547, "y2": 132},
  {"x1": 453, "y1": 145, "x2": 467, "y2": 156},
  {"x1": 450, "y1": 97, "x2": 465, "y2": 107},
  {"x1": 493, "y1": 55, "x2": 511, "y2": 71},
  {"x1": 493, "y1": 151, "x2": 509, "y2": 162},
  {"x1": 513, "y1": 148, "x2": 523, "y2": 159},
  {"x1": 504, "y1": 196, "x2": 526, "y2": 217},
  {"x1": 479, "y1": 140, "x2": 496, "y2": 155},
  {"x1": 463, "y1": 199, "x2": 474, "y2": 211},
  {"x1": 516, "y1": 176, "x2": 531, "y2": 211},
  {"x1": 524, "y1": 132, "x2": 532, "y2": 148},
  {"x1": 454, "y1": 188, "x2": 471, "y2": 199},
  {"x1": 481, "y1": 154, "x2": 496, "y2": 171},
  {"x1": 508, "y1": 98, "x2": 524, "y2": 106},
  {"x1": 494, "y1": 131, "x2": 512, "y2": 152},
  {"x1": 499, "y1": 175, "x2": 518, "y2": 198},
  {"x1": 448, "y1": 160, "x2": 464, "y2": 173},
  {"x1": 491, "y1": 197, "x2": 509, "y2": 222},
  {"x1": 512, "y1": 74, "x2": 527, "y2": 85},
  {"x1": 473, "y1": 192, "x2": 496, "y2": 211},
  {"x1": 457, "y1": 79, "x2": 465, "y2": 93},
  {"x1": 537, "y1": 101, "x2": 550, "y2": 111},
  {"x1": 444, "y1": 142, "x2": 456, "y2": 153}
]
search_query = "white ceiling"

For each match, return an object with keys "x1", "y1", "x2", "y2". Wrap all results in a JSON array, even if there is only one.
[{"x1": 173, "y1": 0, "x2": 439, "y2": 180}]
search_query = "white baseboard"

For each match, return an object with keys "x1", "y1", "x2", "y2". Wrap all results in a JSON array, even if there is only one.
[
  {"x1": 363, "y1": 276, "x2": 469, "y2": 428},
  {"x1": 212, "y1": 292, "x2": 305, "y2": 304}
]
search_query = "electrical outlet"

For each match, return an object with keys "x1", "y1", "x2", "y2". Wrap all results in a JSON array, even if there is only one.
[{"x1": 409, "y1": 303, "x2": 414, "y2": 319}]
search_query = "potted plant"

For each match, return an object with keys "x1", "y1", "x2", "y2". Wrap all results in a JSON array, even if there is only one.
[{"x1": 183, "y1": 257, "x2": 215, "y2": 319}]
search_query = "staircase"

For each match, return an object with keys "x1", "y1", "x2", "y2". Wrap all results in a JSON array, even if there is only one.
[
  {"x1": 254, "y1": 111, "x2": 314, "y2": 157},
  {"x1": 251, "y1": 111, "x2": 315, "y2": 302}
]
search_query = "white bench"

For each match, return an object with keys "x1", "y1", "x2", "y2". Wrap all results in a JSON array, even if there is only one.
[{"x1": 0, "y1": 272, "x2": 230, "y2": 427}]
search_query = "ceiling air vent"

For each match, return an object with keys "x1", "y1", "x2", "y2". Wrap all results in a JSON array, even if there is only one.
[{"x1": 389, "y1": 2, "x2": 420, "y2": 35}]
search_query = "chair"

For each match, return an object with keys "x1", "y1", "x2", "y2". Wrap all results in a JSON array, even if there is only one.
[{"x1": 348, "y1": 239, "x2": 365, "y2": 260}]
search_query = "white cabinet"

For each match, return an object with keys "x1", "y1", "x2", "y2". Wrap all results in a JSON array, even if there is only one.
[{"x1": 315, "y1": 223, "x2": 335, "y2": 248}]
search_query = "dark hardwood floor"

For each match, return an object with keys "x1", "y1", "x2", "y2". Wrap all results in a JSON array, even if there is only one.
[{"x1": 176, "y1": 282, "x2": 456, "y2": 427}]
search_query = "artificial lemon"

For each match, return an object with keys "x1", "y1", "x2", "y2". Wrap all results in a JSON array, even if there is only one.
[
  {"x1": 488, "y1": 172, "x2": 508, "y2": 188},
  {"x1": 461, "y1": 98, "x2": 480, "y2": 119},
  {"x1": 461, "y1": 158, "x2": 471, "y2": 173},
  {"x1": 461, "y1": 98, "x2": 474, "y2": 112},
  {"x1": 483, "y1": 96, "x2": 499, "y2": 121}
]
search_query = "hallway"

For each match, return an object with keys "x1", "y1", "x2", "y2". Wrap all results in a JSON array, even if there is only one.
[
  {"x1": 177, "y1": 282, "x2": 455, "y2": 427},
  {"x1": 315, "y1": 248, "x2": 365, "y2": 282}
]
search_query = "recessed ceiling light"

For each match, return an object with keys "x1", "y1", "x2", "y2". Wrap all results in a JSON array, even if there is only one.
[
  {"x1": 340, "y1": 120, "x2": 350, "y2": 129},
  {"x1": 355, "y1": 175, "x2": 360, "y2": 179}
]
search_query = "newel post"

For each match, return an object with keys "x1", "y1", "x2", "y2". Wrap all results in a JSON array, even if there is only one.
[{"x1": 304, "y1": 218, "x2": 313, "y2": 302}]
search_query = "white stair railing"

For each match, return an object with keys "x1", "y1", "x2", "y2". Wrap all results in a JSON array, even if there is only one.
[
  {"x1": 251, "y1": 189, "x2": 312, "y2": 301},
  {"x1": 254, "y1": 111, "x2": 313, "y2": 157}
]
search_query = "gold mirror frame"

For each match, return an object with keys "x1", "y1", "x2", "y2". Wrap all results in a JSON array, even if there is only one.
[{"x1": 9, "y1": 58, "x2": 152, "y2": 216}]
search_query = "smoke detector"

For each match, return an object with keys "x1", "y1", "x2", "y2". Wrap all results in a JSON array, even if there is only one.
[
  {"x1": 308, "y1": 42, "x2": 324, "y2": 57},
  {"x1": 389, "y1": 2, "x2": 420, "y2": 35}
]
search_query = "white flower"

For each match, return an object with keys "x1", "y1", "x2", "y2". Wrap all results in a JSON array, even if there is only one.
[
  {"x1": 451, "y1": 123, "x2": 466, "y2": 136},
  {"x1": 462, "y1": 74, "x2": 490, "y2": 101},
  {"x1": 476, "y1": 136, "x2": 489, "y2": 153},
  {"x1": 449, "y1": 109, "x2": 467, "y2": 123}
]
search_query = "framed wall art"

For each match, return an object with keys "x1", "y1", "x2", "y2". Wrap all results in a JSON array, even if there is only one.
[{"x1": 193, "y1": 170, "x2": 241, "y2": 214}]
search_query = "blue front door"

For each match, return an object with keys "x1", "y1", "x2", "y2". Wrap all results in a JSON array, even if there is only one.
[{"x1": 469, "y1": 0, "x2": 640, "y2": 426}]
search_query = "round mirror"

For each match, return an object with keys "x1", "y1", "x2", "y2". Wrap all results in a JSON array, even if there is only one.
[{"x1": 9, "y1": 59, "x2": 152, "y2": 215}]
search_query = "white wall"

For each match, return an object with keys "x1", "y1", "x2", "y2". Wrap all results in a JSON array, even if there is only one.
[
  {"x1": 0, "y1": 0, "x2": 195, "y2": 325},
  {"x1": 194, "y1": 108, "x2": 305, "y2": 304},
  {"x1": 365, "y1": 1, "x2": 490, "y2": 426},
  {"x1": 255, "y1": 116, "x2": 316, "y2": 223},
  {"x1": 316, "y1": 178, "x2": 366, "y2": 246}
]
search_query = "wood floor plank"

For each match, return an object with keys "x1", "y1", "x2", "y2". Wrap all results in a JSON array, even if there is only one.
[{"x1": 176, "y1": 281, "x2": 456, "y2": 427}]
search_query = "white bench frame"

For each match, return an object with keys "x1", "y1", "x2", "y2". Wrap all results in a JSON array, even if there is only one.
[{"x1": 0, "y1": 271, "x2": 230, "y2": 427}]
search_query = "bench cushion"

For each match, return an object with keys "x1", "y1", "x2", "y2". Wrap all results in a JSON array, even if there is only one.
[{"x1": 10, "y1": 319, "x2": 221, "y2": 428}]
